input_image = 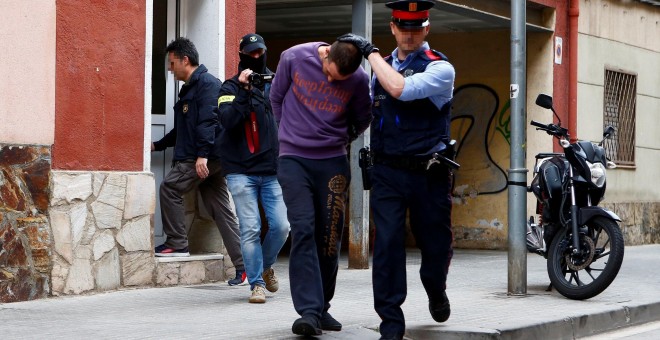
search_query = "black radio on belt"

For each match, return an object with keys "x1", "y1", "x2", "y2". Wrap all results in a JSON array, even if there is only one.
[{"x1": 358, "y1": 147, "x2": 373, "y2": 190}]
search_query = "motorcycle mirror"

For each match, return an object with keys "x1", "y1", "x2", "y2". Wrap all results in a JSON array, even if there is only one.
[
  {"x1": 535, "y1": 94, "x2": 553, "y2": 109},
  {"x1": 599, "y1": 125, "x2": 616, "y2": 146},
  {"x1": 535, "y1": 94, "x2": 562, "y2": 127}
]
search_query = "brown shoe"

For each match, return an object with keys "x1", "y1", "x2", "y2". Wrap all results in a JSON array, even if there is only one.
[
  {"x1": 249, "y1": 285, "x2": 266, "y2": 303},
  {"x1": 262, "y1": 267, "x2": 279, "y2": 293}
]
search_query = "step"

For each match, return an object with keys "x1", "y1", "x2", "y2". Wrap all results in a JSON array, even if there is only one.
[{"x1": 155, "y1": 253, "x2": 226, "y2": 286}]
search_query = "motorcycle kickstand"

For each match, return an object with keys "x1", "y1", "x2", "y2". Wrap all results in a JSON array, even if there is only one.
[{"x1": 545, "y1": 283, "x2": 553, "y2": 292}]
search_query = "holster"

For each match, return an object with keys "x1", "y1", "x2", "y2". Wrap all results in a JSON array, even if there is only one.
[
  {"x1": 358, "y1": 147, "x2": 373, "y2": 190},
  {"x1": 426, "y1": 140, "x2": 459, "y2": 186},
  {"x1": 430, "y1": 140, "x2": 460, "y2": 171}
]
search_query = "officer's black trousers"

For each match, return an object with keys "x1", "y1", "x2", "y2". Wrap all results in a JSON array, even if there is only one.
[{"x1": 370, "y1": 164, "x2": 454, "y2": 337}]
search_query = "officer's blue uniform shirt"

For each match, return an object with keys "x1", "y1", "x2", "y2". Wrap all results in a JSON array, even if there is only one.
[{"x1": 371, "y1": 42, "x2": 455, "y2": 110}]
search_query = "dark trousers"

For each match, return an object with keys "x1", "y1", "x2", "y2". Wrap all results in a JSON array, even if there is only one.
[
  {"x1": 370, "y1": 164, "x2": 453, "y2": 336},
  {"x1": 160, "y1": 160, "x2": 244, "y2": 270},
  {"x1": 278, "y1": 155, "x2": 350, "y2": 319}
]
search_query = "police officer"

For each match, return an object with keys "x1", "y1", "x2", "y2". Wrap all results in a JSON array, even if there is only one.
[{"x1": 338, "y1": 1, "x2": 456, "y2": 339}]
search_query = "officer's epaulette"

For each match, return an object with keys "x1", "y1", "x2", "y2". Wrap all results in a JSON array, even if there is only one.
[{"x1": 423, "y1": 49, "x2": 448, "y2": 61}]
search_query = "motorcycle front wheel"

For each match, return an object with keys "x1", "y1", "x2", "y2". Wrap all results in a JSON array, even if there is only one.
[{"x1": 547, "y1": 216, "x2": 625, "y2": 300}]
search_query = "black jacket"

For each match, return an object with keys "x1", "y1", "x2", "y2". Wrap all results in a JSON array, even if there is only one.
[
  {"x1": 153, "y1": 65, "x2": 222, "y2": 161},
  {"x1": 217, "y1": 70, "x2": 279, "y2": 176}
]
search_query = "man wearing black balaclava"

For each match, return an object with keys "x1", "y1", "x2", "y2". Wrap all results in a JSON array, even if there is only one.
[
  {"x1": 238, "y1": 35, "x2": 268, "y2": 74},
  {"x1": 217, "y1": 33, "x2": 290, "y2": 304}
]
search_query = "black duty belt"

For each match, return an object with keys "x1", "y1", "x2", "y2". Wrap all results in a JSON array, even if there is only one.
[{"x1": 372, "y1": 153, "x2": 430, "y2": 171}]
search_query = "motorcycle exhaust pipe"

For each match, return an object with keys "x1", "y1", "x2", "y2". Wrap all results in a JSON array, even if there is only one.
[{"x1": 526, "y1": 217, "x2": 544, "y2": 253}]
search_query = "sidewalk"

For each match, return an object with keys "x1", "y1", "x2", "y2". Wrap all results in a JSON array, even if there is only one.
[{"x1": 1, "y1": 245, "x2": 659, "y2": 339}]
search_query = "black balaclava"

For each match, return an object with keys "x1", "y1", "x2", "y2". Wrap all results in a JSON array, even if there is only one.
[{"x1": 239, "y1": 52, "x2": 267, "y2": 74}]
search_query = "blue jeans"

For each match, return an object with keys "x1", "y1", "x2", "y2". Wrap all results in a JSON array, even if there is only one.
[{"x1": 226, "y1": 174, "x2": 290, "y2": 288}]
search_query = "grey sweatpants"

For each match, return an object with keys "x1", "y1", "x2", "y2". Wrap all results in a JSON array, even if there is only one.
[{"x1": 160, "y1": 159, "x2": 244, "y2": 270}]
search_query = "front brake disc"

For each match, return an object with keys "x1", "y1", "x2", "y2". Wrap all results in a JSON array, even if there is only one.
[{"x1": 565, "y1": 235, "x2": 595, "y2": 271}]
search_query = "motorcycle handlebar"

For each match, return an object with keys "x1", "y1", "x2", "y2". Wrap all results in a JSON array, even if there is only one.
[
  {"x1": 530, "y1": 120, "x2": 547, "y2": 129},
  {"x1": 530, "y1": 120, "x2": 568, "y2": 138}
]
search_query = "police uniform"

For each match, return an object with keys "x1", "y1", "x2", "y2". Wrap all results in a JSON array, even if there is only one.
[{"x1": 369, "y1": 1, "x2": 456, "y2": 338}]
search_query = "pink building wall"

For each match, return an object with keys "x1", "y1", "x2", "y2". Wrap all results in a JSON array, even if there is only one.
[{"x1": 0, "y1": 1, "x2": 56, "y2": 145}]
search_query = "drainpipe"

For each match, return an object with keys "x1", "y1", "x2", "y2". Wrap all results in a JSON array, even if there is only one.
[{"x1": 568, "y1": 0, "x2": 579, "y2": 142}]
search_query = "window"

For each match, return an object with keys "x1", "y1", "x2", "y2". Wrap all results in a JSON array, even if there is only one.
[{"x1": 603, "y1": 69, "x2": 636, "y2": 166}]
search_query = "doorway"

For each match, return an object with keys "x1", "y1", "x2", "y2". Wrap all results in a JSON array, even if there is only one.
[
  {"x1": 150, "y1": 0, "x2": 177, "y2": 247},
  {"x1": 150, "y1": 0, "x2": 227, "y2": 248}
]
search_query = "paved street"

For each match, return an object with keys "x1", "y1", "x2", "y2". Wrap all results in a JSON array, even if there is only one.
[
  {"x1": 581, "y1": 321, "x2": 660, "y2": 339},
  {"x1": 1, "y1": 245, "x2": 659, "y2": 339}
]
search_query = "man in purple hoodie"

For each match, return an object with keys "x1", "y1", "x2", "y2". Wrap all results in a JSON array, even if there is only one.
[{"x1": 270, "y1": 39, "x2": 373, "y2": 336}]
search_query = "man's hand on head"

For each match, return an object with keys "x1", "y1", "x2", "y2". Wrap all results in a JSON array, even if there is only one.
[{"x1": 337, "y1": 33, "x2": 379, "y2": 59}]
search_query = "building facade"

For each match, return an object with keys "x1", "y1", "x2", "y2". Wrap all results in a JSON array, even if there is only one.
[
  {"x1": 1, "y1": 0, "x2": 658, "y2": 302},
  {"x1": 0, "y1": 0, "x2": 257, "y2": 302}
]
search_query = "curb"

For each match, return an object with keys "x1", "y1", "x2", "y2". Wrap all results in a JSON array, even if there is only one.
[{"x1": 403, "y1": 301, "x2": 660, "y2": 339}]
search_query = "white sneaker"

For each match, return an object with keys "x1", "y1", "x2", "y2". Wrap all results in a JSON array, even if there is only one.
[{"x1": 249, "y1": 285, "x2": 266, "y2": 303}]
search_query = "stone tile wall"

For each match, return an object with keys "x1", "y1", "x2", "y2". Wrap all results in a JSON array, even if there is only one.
[
  {"x1": 49, "y1": 171, "x2": 156, "y2": 295},
  {"x1": 1, "y1": 144, "x2": 52, "y2": 302},
  {"x1": 49, "y1": 171, "x2": 229, "y2": 296},
  {"x1": 602, "y1": 202, "x2": 660, "y2": 245},
  {"x1": 450, "y1": 201, "x2": 659, "y2": 250}
]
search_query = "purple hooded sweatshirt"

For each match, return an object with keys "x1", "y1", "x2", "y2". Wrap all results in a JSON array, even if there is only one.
[{"x1": 270, "y1": 42, "x2": 372, "y2": 159}]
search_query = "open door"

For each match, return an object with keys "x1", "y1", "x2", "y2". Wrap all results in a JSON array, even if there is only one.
[
  {"x1": 150, "y1": 0, "x2": 177, "y2": 247},
  {"x1": 150, "y1": 0, "x2": 226, "y2": 247}
]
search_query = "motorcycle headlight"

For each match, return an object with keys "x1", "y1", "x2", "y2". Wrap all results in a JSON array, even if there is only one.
[{"x1": 588, "y1": 161, "x2": 607, "y2": 187}]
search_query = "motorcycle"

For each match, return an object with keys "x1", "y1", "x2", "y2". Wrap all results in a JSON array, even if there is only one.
[{"x1": 526, "y1": 94, "x2": 625, "y2": 300}]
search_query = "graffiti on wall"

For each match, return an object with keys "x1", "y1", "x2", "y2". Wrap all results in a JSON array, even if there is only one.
[{"x1": 451, "y1": 84, "x2": 510, "y2": 201}]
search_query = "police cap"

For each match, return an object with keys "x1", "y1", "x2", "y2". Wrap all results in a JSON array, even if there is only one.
[{"x1": 386, "y1": 0, "x2": 435, "y2": 28}]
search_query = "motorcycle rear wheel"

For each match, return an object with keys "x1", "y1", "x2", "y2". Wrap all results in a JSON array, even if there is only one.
[{"x1": 547, "y1": 216, "x2": 624, "y2": 300}]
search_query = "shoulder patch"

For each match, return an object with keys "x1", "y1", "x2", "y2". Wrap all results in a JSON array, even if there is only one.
[
  {"x1": 423, "y1": 49, "x2": 448, "y2": 61},
  {"x1": 218, "y1": 95, "x2": 235, "y2": 105}
]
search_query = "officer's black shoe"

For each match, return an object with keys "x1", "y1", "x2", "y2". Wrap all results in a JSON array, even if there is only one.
[
  {"x1": 379, "y1": 334, "x2": 404, "y2": 340},
  {"x1": 320, "y1": 312, "x2": 342, "y2": 331},
  {"x1": 292, "y1": 315, "x2": 322, "y2": 336},
  {"x1": 429, "y1": 291, "x2": 451, "y2": 323}
]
